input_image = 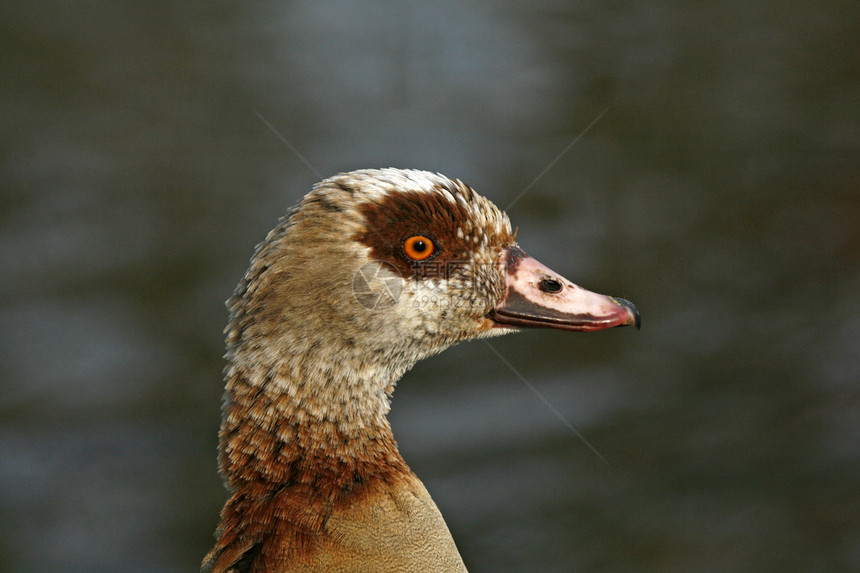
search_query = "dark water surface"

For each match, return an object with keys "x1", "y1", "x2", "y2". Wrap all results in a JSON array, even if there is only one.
[{"x1": 1, "y1": 2, "x2": 857, "y2": 571}]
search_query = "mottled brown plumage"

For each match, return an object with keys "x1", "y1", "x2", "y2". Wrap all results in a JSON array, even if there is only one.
[{"x1": 203, "y1": 169, "x2": 639, "y2": 572}]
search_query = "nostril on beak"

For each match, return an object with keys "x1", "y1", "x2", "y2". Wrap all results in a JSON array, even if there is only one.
[{"x1": 538, "y1": 277, "x2": 563, "y2": 294}]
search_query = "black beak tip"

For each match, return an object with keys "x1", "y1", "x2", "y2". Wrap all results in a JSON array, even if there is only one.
[{"x1": 616, "y1": 298, "x2": 641, "y2": 330}]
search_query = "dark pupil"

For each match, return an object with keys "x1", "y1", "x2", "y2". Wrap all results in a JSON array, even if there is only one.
[{"x1": 412, "y1": 240, "x2": 427, "y2": 252}]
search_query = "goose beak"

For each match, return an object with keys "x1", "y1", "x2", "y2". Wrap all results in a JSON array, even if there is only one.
[{"x1": 488, "y1": 246, "x2": 640, "y2": 332}]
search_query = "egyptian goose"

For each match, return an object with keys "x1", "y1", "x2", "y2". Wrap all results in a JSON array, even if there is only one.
[{"x1": 202, "y1": 168, "x2": 639, "y2": 572}]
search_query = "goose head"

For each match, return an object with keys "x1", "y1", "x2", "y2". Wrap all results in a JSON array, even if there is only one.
[
  {"x1": 227, "y1": 169, "x2": 637, "y2": 416},
  {"x1": 206, "y1": 168, "x2": 638, "y2": 572}
]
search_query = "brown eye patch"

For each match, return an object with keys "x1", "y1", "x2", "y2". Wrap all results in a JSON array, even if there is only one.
[{"x1": 354, "y1": 183, "x2": 514, "y2": 279}]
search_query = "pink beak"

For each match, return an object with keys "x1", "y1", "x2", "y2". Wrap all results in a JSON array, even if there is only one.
[{"x1": 489, "y1": 247, "x2": 640, "y2": 332}]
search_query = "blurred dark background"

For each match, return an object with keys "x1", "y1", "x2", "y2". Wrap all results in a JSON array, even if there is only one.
[{"x1": 1, "y1": 2, "x2": 857, "y2": 572}]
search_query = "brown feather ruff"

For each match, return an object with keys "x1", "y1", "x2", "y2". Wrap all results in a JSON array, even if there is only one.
[{"x1": 202, "y1": 374, "x2": 412, "y2": 572}]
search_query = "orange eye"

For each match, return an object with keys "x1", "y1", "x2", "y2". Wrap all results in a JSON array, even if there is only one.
[{"x1": 402, "y1": 235, "x2": 436, "y2": 261}]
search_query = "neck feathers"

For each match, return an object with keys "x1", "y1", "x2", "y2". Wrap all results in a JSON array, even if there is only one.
[{"x1": 203, "y1": 357, "x2": 412, "y2": 572}]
